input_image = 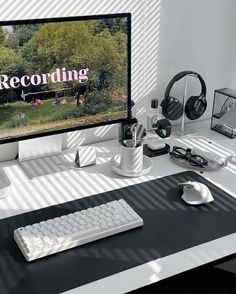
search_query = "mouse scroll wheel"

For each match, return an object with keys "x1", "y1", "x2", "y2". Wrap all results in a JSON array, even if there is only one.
[
  {"x1": 185, "y1": 183, "x2": 194, "y2": 189},
  {"x1": 178, "y1": 182, "x2": 194, "y2": 189}
]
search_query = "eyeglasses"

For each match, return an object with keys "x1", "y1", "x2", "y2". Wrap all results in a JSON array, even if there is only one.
[{"x1": 170, "y1": 146, "x2": 208, "y2": 168}]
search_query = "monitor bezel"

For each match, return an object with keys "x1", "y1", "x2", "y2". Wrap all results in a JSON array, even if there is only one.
[{"x1": 0, "y1": 13, "x2": 132, "y2": 144}]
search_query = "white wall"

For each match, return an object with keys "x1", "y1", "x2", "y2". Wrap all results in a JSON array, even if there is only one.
[
  {"x1": 156, "y1": 0, "x2": 236, "y2": 123},
  {"x1": 0, "y1": 0, "x2": 235, "y2": 160}
]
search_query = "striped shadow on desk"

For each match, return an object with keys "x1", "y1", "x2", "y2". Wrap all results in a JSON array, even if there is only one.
[
  {"x1": 19, "y1": 152, "x2": 77, "y2": 178},
  {"x1": 1, "y1": 171, "x2": 236, "y2": 294}
]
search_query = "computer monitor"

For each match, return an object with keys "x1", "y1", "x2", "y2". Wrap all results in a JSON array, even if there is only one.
[{"x1": 0, "y1": 14, "x2": 131, "y2": 145}]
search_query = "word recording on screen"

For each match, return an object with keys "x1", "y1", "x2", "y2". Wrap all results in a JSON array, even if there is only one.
[{"x1": 0, "y1": 14, "x2": 131, "y2": 143}]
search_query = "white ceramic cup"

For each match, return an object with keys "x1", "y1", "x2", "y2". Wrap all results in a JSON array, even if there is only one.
[{"x1": 119, "y1": 140, "x2": 143, "y2": 172}]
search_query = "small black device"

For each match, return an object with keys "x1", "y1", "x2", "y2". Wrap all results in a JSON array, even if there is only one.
[
  {"x1": 144, "y1": 143, "x2": 170, "y2": 157},
  {"x1": 155, "y1": 118, "x2": 171, "y2": 138},
  {"x1": 118, "y1": 100, "x2": 138, "y2": 141},
  {"x1": 118, "y1": 117, "x2": 138, "y2": 141},
  {"x1": 161, "y1": 70, "x2": 207, "y2": 121}
]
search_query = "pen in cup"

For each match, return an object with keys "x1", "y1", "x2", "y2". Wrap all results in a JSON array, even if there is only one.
[
  {"x1": 132, "y1": 126, "x2": 137, "y2": 147},
  {"x1": 136, "y1": 139, "x2": 143, "y2": 148},
  {"x1": 131, "y1": 123, "x2": 146, "y2": 147}
]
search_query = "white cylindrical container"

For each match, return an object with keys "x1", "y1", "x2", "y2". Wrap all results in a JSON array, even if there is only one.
[{"x1": 119, "y1": 142, "x2": 143, "y2": 172}]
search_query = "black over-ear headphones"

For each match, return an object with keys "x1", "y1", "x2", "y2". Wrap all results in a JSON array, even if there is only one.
[{"x1": 161, "y1": 70, "x2": 207, "y2": 120}]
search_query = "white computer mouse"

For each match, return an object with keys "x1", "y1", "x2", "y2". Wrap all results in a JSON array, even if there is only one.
[{"x1": 179, "y1": 181, "x2": 214, "y2": 205}]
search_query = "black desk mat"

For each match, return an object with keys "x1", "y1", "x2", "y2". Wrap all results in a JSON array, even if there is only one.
[{"x1": 1, "y1": 171, "x2": 236, "y2": 294}]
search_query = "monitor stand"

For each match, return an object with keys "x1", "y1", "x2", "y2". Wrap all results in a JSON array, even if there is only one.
[
  {"x1": 18, "y1": 134, "x2": 62, "y2": 161},
  {"x1": 18, "y1": 135, "x2": 77, "y2": 179}
]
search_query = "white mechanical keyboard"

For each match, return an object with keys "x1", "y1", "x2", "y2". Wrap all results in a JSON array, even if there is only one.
[{"x1": 14, "y1": 199, "x2": 143, "y2": 261}]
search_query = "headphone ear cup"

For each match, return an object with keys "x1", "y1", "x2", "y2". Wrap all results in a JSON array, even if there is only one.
[
  {"x1": 161, "y1": 96, "x2": 183, "y2": 120},
  {"x1": 161, "y1": 98, "x2": 169, "y2": 118},
  {"x1": 185, "y1": 96, "x2": 207, "y2": 120}
]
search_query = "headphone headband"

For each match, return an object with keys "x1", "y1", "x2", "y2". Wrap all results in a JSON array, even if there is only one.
[{"x1": 164, "y1": 70, "x2": 206, "y2": 101}]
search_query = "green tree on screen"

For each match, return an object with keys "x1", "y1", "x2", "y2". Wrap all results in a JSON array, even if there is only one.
[
  {"x1": 21, "y1": 20, "x2": 127, "y2": 93},
  {"x1": 0, "y1": 47, "x2": 25, "y2": 104},
  {"x1": 14, "y1": 24, "x2": 40, "y2": 47},
  {"x1": 0, "y1": 19, "x2": 128, "y2": 105},
  {"x1": 95, "y1": 18, "x2": 127, "y2": 35},
  {"x1": 4, "y1": 25, "x2": 40, "y2": 50},
  {"x1": 91, "y1": 29, "x2": 127, "y2": 91},
  {"x1": 0, "y1": 27, "x2": 5, "y2": 44},
  {"x1": 21, "y1": 21, "x2": 98, "y2": 72}
]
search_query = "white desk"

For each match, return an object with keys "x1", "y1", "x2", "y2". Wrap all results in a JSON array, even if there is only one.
[{"x1": 1, "y1": 120, "x2": 236, "y2": 294}]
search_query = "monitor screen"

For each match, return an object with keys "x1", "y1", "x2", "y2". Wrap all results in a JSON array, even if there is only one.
[{"x1": 0, "y1": 14, "x2": 131, "y2": 144}]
